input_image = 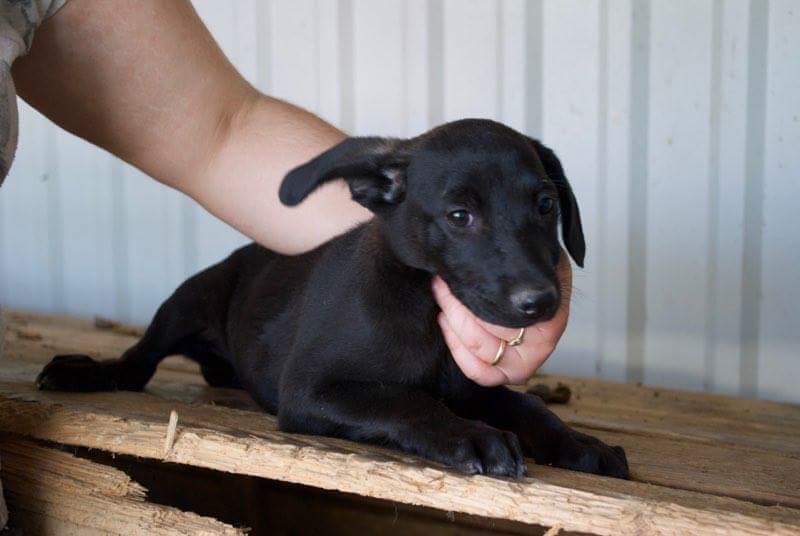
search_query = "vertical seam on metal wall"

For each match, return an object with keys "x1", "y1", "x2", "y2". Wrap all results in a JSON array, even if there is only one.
[
  {"x1": 596, "y1": 0, "x2": 609, "y2": 376},
  {"x1": 338, "y1": 0, "x2": 355, "y2": 133},
  {"x1": 626, "y1": 0, "x2": 650, "y2": 383},
  {"x1": 181, "y1": 196, "x2": 197, "y2": 276},
  {"x1": 111, "y1": 159, "x2": 129, "y2": 321},
  {"x1": 705, "y1": 0, "x2": 724, "y2": 391},
  {"x1": 496, "y1": 1, "x2": 504, "y2": 121},
  {"x1": 314, "y1": 0, "x2": 322, "y2": 115},
  {"x1": 46, "y1": 128, "x2": 64, "y2": 314},
  {"x1": 401, "y1": 2, "x2": 409, "y2": 135},
  {"x1": 739, "y1": 0, "x2": 769, "y2": 398},
  {"x1": 255, "y1": 0, "x2": 272, "y2": 93},
  {"x1": 427, "y1": 0, "x2": 444, "y2": 127},
  {"x1": 524, "y1": 0, "x2": 543, "y2": 138}
]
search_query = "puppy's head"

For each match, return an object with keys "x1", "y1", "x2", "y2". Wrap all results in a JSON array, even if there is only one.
[{"x1": 280, "y1": 119, "x2": 584, "y2": 328}]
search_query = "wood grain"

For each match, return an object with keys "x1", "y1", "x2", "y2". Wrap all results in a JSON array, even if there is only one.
[
  {"x1": 2, "y1": 311, "x2": 800, "y2": 535},
  {"x1": 0, "y1": 436, "x2": 244, "y2": 535},
  {"x1": 0, "y1": 382, "x2": 798, "y2": 535}
]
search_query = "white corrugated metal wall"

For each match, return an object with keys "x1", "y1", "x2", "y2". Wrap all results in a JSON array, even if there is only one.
[{"x1": 0, "y1": 0, "x2": 797, "y2": 403}]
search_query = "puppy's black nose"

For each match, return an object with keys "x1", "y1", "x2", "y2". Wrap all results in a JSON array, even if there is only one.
[{"x1": 510, "y1": 286, "x2": 557, "y2": 317}]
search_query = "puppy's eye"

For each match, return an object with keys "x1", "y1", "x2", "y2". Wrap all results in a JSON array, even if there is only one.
[
  {"x1": 446, "y1": 209, "x2": 474, "y2": 228},
  {"x1": 537, "y1": 196, "x2": 555, "y2": 215}
]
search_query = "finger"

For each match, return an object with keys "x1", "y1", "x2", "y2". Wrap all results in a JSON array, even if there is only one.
[
  {"x1": 432, "y1": 278, "x2": 528, "y2": 384},
  {"x1": 433, "y1": 252, "x2": 573, "y2": 386},
  {"x1": 437, "y1": 313, "x2": 507, "y2": 386},
  {"x1": 488, "y1": 325, "x2": 560, "y2": 384},
  {"x1": 480, "y1": 302, "x2": 565, "y2": 348},
  {"x1": 493, "y1": 346, "x2": 548, "y2": 385},
  {"x1": 494, "y1": 349, "x2": 538, "y2": 385},
  {"x1": 484, "y1": 284, "x2": 570, "y2": 383},
  {"x1": 432, "y1": 277, "x2": 512, "y2": 365},
  {"x1": 481, "y1": 253, "x2": 573, "y2": 344},
  {"x1": 478, "y1": 320, "x2": 531, "y2": 345}
]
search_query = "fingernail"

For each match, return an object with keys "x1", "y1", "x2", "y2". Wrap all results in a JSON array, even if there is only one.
[{"x1": 432, "y1": 281, "x2": 446, "y2": 299}]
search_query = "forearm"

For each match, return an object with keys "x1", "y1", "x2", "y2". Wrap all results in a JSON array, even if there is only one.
[
  {"x1": 189, "y1": 93, "x2": 371, "y2": 254},
  {"x1": 12, "y1": 0, "x2": 369, "y2": 254}
]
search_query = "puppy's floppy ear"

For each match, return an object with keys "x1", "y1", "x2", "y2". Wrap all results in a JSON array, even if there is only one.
[
  {"x1": 279, "y1": 137, "x2": 407, "y2": 212},
  {"x1": 528, "y1": 139, "x2": 586, "y2": 267}
]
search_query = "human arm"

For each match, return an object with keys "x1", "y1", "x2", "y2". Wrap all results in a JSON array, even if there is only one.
[{"x1": 12, "y1": 0, "x2": 371, "y2": 254}]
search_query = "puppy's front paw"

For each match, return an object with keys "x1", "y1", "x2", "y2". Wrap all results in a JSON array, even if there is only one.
[
  {"x1": 36, "y1": 354, "x2": 118, "y2": 392},
  {"x1": 433, "y1": 423, "x2": 527, "y2": 478},
  {"x1": 555, "y1": 429, "x2": 629, "y2": 479}
]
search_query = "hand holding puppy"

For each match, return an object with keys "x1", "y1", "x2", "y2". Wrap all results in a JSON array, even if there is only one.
[{"x1": 434, "y1": 252, "x2": 572, "y2": 386}]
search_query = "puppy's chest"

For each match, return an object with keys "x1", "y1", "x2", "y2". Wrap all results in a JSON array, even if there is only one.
[
  {"x1": 374, "y1": 324, "x2": 447, "y2": 385},
  {"x1": 361, "y1": 293, "x2": 448, "y2": 389}
]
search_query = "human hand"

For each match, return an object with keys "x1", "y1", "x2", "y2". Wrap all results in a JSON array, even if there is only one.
[{"x1": 433, "y1": 252, "x2": 572, "y2": 386}]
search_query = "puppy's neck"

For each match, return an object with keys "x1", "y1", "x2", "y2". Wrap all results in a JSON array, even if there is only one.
[
  {"x1": 357, "y1": 220, "x2": 431, "y2": 287},
  {"x1": 354, "y1": 221, "x2": 438, "y2": 328}
]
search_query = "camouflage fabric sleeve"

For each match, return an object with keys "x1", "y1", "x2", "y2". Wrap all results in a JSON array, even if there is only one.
[{"x1": 0, "y1": 0, "x2": 68, "y2": 184}]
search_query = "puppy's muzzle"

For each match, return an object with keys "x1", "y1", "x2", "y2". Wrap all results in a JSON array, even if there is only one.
[{"x1": 509, "y1": 285, "x2": 558, "y2": 319}]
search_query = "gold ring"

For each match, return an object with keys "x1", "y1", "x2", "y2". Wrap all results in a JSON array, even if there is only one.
[
  {"x1": 507, "y1": 328, "x2": 525, "y2": 347},
  {"x1": 491, "y1": 339, "x2": 507, "y2": 366}
]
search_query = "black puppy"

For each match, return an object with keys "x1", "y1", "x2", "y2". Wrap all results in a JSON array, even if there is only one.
[{"x1": 37, "y1": 119, "x2": 629, "y2": 479}]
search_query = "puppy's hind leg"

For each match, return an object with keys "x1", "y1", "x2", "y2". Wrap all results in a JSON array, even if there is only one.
[
  {"x1": 37, "y1": 298, "x2": 204, "y2": 393},
  {"x1": 191, "y1": 350, "x2": 242, "y2": 389}
]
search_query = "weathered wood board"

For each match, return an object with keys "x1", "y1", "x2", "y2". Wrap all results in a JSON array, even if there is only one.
[
  {"x1": 1, "y1": 311, "x2": 799, "y2": 535},
  {"x1": 0, "y1": 435, "x2": 243, "y2": 535}
]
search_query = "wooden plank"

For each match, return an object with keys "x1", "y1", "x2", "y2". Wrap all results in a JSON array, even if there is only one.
[
  {"x1": 8, "y1": 342, "x2": 800, "y2": 512},
  {"x1": 5, "y1": 311, "x2": 800, "y2": 525},
  {"x1": 534, "y1": 376, "x2": 800, "y2": 456},
  {"x1": 21, "y1": 351, "x2": 800, "y2": 508},
  {"x1": 3, "y1": 308, "x2": 800, "y2": 472},
  {"x1": 587, "y1": 428, "x2": 800, "y2": 508},
  {"x1": 102, "y1": 451, "x2": 560, "y2": 536},
  {"x1": 0, "y1": 381, "x2": 798, "y2": 535},
  {"x1": 3, "y1": 358, "x2": 798, "y2": 511},
  {"x1": 0, "y1": 435, "x2": 244, "y2": 535},
  {"x1": 6, "y1": 310, "x2": 799, "y2": 455}
]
